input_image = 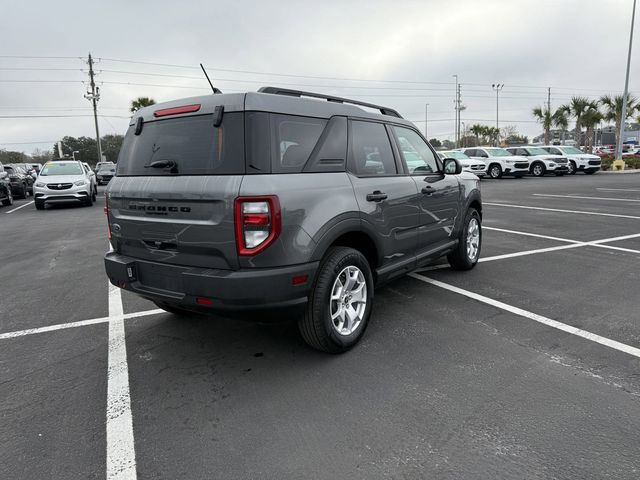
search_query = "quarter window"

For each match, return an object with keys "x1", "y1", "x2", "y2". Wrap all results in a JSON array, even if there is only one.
[
  {"x1": 393, "y1": 126, "x2": 439, "y2": 175},
  {"x1": 271, "y1": 114, "x2": 327, "y2": 173},
  {"x1": 349, "y1": 121, "x2": 396, "y2": 176}
]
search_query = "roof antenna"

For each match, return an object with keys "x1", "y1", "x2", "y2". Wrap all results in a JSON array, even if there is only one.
[{"x1": 200, "y1": 63, "x2": 222, "y2": 94}]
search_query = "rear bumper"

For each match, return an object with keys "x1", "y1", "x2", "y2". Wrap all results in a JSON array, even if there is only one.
[{"x1": 104, "y1": 251, "x2": 318, "y2": 315}]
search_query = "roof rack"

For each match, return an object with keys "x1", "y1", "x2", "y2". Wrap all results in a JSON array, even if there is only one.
[{"x1": 258, "y1": 86, "x2": 403, "y2": 118}]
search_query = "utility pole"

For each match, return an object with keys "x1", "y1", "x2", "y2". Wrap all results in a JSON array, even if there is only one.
[
  {"x1": 453, "y1": 74, "x2": 458, "y2": 147},
  {"x1": 85, "y1": 53, "x2": 103, "y2": 164},
  {"x1": 457, "y1": 83, "x2": 462, "y2": 146},
  {"x1": 425, "y1": 103, "x2": 429, "y2": 139},
  {"x1": 492, "y1": 83, "x2": 504, "y2": 146},
  {"x1": 547, "y1": 87, "x2": 551, "y2": 112},
  {"x1": 615, "y1": 0, "x2": 636, "y2": 168}
]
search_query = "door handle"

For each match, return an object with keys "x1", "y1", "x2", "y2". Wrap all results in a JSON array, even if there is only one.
[
  {"x1": 421, "y1": 186, "x2": 435, "y2": 195},
  {"x1": 366, "y1": 190, "x2": 388, "y2": 202}
]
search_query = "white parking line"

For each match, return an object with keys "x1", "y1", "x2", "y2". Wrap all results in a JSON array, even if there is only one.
[
  {"x1": 5, "y1": 200, "x2": 34, "y2": 213},
  {"x1": 409, "y1": 273, "x2": 640, "y2": 359},
  {"x1": 484, "y1": 202, "x2": 640, "y2": 220},
  {"x1": 106, "y1": 282, "x2": 137, "y2": 480},
  {"x1": 533, "y1": 193, "x2": 640, "y2": 203},
  {"x1": 0, "y1": 308, "x2": 163, "y2": 340},
  {"x1": 484, "y1": 226, "x2": 578, "y2": 244},
  {"x1": 597, "y1": 188, "x2": 640, "y2": 193}
]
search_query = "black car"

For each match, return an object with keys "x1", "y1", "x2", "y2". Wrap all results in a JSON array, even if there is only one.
[
  {"x1": 0, "y1": 162, "x2": 14, "y2": 206},
  {"x1": 96, "y1": 165, "x2": 116, "y2": 185},
  {"x1": 4, "y1": 165, "x2": 32, "y2": 198}
]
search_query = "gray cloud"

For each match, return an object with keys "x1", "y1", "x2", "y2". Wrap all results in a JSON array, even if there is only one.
[{"x1": 1, "y1": 0, "x2": 638, "y2": 153}]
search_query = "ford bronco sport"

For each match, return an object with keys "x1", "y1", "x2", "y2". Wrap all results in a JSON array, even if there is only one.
[{"x1": 104, "y1": 87, "x2": 482, "y2": 353}]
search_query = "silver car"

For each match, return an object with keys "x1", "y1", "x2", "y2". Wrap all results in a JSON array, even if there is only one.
[{"x1": 34, "y1": 160, "x2": 97, "y2": 210}]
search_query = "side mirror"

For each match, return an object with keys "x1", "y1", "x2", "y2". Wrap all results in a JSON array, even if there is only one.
[{"x1": 443, "y1": 158, "x2": 462, "y2": 175}]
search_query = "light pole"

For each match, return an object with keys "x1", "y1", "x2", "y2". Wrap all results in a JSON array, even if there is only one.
[
  {"x1": 72, "y1": 150, "x2": 80, "y2": 160},
  {"x1": 614, "y1": 0, "x2": 637, "y2": 169},
  {"x1": 492, "y1": 83, "x2": 504, "y2": 146},
  {"x1": 425, "y1": 103, "x2": 429, "y2": 139},
  {"x1": 461, "y1": 122, "x2": 466, "y2": 147},
  {"x1": 453, "y1": 74, "x2": 458, "y2": 147}
]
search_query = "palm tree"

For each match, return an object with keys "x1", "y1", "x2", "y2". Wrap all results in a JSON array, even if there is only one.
[
  {"x1": 552, "y1": 108, "x2": 569, "y2": 144},
  {"x1": 532, "y1": 106, "x2": 553, "y2": 145},
  {"x1": 130, "y1": 97, "x2": 156, "y2": 113},
  {"x1": 581, "y1": 105, "x2": 603, "y2": 153},
  {"x1": 559, "y1": 96, "x2": 592, "y2": 147},
  {"x1": 599, "y1": 94, "x2": 639, "y2": 150},
  {"x1": 470, "y1": 124, "x2": 484, "y2": 145}
]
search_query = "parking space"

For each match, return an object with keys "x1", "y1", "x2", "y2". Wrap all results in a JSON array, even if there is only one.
[{"x1": 2, "y1": 175, "x2": 640, "y2": 479}]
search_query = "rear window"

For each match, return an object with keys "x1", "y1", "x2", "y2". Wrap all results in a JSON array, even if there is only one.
[{"x1": 116, "y1": 113, "x2": 244, "y2": 176}]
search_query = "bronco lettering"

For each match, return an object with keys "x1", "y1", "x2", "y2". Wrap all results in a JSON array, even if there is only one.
[{"x1": 128, "y1": 204, "x2": 191, "y2": 213}]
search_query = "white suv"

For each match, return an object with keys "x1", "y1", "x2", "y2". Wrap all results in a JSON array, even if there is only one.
[
  {"x1": 506, "y1": 146, "x2": 569, "y2": 177},
  {"x1": 34, "y1": 160, "x2": 97, "y2": 210},
  {"x1": 462, "y1": 147, "x2": 529, "y2": 179},
  {"x1": 438, "y1": 150, "x2": 487, "y2": 177},
  {"x1": 540, "y1": 145, "x2": 601, "y2": 175}
]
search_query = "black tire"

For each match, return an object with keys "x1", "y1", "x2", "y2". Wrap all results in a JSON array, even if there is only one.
[
  {"x1": 153, "y1": 300, "x2": 202, "y2": 317},
  {"x1": 567, "y1": 161, "x2": 577, "y2": 175},
  {"x1": 85, "y1": 192, "x2": 94, "y2": 206},
  {"x1": 447, "y1": 208, "x2": 481, "y2": 271},
  {"x1": 488, "y1": 163, "x2": 502, "y2": 179},
  {"x1": 19, "y1": 183, "x2": 28, "y2": 199},
  {"x1": 298, "y1": 247, "x2": 374, "y2": 354},
  {"x1": 531, "y1": 162, "x2": 546, "y2": 177},
  {"x1": 91, "y1": 186, "x2": 97, "y2": 202},
  {"x1": 1, "y1": 188, "x2": 13, "y2": 206},
  {"x1": 35, "y1": 200, "x2": 45, "y2": 210}
]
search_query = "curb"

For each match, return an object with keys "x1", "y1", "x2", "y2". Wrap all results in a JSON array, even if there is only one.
[{"x1": 599, "y1": 169, "x2": 640, "y2": 174}]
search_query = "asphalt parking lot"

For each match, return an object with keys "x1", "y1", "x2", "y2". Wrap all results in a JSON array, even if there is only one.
[{"x1": 2, "y1": 174, "x2": 640, "y2": 480}]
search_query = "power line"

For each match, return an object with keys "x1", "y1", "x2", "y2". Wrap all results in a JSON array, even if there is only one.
[
  {"x1": 0, "y1": 114, "x2": 129, "y2": 118},
  {"x1": 0, "y1": 55, "x2": 82, "y2": 59},
  {"x1": 98, "y1": 57, "x2": 455, "y2": 85},
  {"x1": 97, "y1": 69, "x2": 458, "y2": 91}
]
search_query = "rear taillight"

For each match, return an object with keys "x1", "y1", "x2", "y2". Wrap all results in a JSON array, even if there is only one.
[
  {"x1": 235, "y1": 196, "x2": 281, "y2": 256},
  {"x1": 104, "y1": 194, "x2": 112, "y2": 241}
]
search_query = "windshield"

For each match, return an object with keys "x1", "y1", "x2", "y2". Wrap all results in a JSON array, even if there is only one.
[
  {"x1": 527, "y1": 147, "x2": 550, "y2": 155},
  {"x1": 98, "y1": 166, "x2": 116, "y2": 173},
  {"x1": 5, "y1": 166, "x2": 15, "y2": 174},
  {"x1": 40, "y1": 162, "x2": 83, "y2": 176},
  {"x1": 559, "y1": 146, "x2": 584, "y2": 154},
  {"x1": 442, "y1": 151, "x2": 469, "y2": 160},
  {"x1": 484, "y1": 148, "x2": 512, "y2": 157}
]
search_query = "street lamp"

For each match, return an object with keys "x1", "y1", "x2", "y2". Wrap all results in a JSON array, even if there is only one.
[
  {"x1": 492, "y1": 83, "x2": 504, "y2": 146},
  {"x1": 72, "y1": 150, "x2": 80, "y2": 160},
  {"x1": 614, "y1": 0, "x2": 637, "y2": 169}
]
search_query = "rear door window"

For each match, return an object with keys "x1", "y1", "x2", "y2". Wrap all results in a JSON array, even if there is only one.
[
  {"x1": 349, "y1": 121, "x2": 397, "y2": 176},
  {"x1": 116, "y1": 113, "x2": 244, "y2": 176}
]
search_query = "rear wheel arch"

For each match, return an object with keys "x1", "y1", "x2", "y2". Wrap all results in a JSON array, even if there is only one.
[{"x1": 311, "y1": 222, "x2": 380, "y2": 278}]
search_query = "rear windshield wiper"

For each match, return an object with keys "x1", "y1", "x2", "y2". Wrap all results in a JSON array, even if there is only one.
[{"x1": 144, "y1": 160, "x2": 178, "y2": 173}]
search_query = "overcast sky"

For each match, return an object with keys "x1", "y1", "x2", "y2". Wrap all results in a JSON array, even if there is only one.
[{"x1": 1, "y1": 0, "x2": 638, "y2": 154}]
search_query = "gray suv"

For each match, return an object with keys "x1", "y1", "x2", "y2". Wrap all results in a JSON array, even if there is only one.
[{"x1": 104, "y1": 87, "x2": 482, "y2": 353}]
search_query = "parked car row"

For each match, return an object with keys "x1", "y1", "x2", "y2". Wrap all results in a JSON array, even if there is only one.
[{"x1": 436, "y1": 145, "x2": 602, "y2": 179}]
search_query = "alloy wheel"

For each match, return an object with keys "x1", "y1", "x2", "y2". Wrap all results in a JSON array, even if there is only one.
[{"x1": 329, "y1": 266, "x2": 367, "y2": 336}]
